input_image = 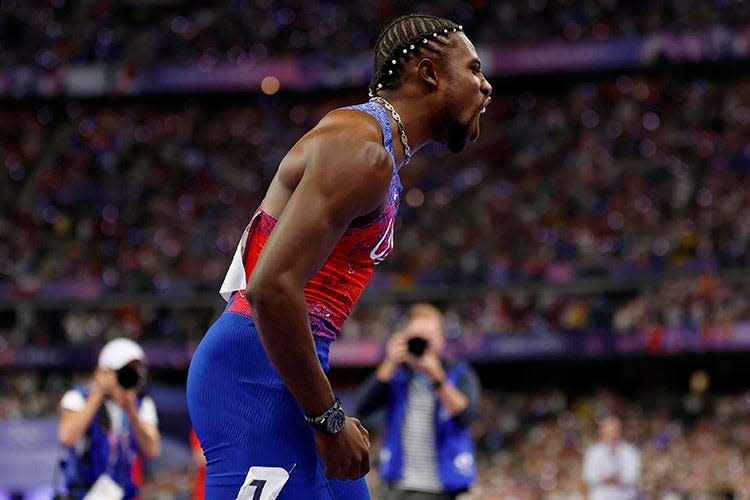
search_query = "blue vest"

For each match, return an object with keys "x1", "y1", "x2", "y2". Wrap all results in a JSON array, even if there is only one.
[
  {"x1": 62, "y1": 385, "x2": 143, "y2": 500},
  {"x1": 379, "y1": 363, "x2": 477, "y2": 492}
]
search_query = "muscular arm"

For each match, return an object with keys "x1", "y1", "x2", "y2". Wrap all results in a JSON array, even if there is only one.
[{"x1": 246, "y1": 112, "x2": 394, "y2": 417}]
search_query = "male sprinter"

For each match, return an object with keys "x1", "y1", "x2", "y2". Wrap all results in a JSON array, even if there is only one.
[{"x1": 187, "y1": 14, "x2": 492, "y2": 500}]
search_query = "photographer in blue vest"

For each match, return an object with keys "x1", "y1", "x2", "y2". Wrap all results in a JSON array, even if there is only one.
[
  {"x1": 355, "y1": 304, "x2": 480, "y2": 500},
  {"x1": 58, "y1": 338, "x2": 161, "y2": 499}
]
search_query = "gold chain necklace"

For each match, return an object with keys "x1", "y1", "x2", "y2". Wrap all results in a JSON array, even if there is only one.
[{"x1": 370, "y1": 96, "x2": 411, "y2": 166}]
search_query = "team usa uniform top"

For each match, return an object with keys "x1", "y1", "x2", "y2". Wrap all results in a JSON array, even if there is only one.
[{"x1": 220, "y1": 101, "x2": 403, "y2": 342}]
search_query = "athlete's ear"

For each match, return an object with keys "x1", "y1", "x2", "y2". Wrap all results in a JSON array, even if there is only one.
[{"x1": 417, "y1": 58, "x2": 439, "y2": 90}]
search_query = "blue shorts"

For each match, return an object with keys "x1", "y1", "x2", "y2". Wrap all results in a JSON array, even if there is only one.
[{"x1": 186, "y1": 311, "x2": 369, "y2": 500}]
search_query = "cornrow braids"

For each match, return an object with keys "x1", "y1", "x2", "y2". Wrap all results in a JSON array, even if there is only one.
[{"x1": 369, "y1": 14, "x2": 463, "y2": 97}]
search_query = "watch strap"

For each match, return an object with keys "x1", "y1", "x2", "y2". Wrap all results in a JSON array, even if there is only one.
[{"x1": 305, "y1": 397, "x2": 343, "y2": 431}]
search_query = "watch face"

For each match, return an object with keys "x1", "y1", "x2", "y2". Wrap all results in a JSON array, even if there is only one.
[{"x1": 325, "y1": 408, "x2": 346, "y2": 434}]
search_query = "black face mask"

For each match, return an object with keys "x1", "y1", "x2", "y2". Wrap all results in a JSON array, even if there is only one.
[{"x1": 116, "y1": 365, "x2": 144, "y2": 390}]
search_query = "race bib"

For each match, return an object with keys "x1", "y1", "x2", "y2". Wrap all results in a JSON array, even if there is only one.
[
  {"x1": 235, "y1": 466, "x2": 290, "y2": 500},
  {"x1": 83, "y1": 474, "x2": 124, "y2": 500}
]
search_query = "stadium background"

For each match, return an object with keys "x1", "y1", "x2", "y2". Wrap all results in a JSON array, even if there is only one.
[{"x1": 2, "y1": 0, "x2": 750, "y2": 498}]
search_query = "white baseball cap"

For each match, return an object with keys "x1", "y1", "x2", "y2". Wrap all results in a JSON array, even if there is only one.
[{"x1": 98, "y1": 338, "x2": 145, "y2": 370}]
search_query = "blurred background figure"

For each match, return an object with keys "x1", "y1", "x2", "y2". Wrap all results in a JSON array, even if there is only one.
[
  {"x1": 583, "y1": 415, "x2": 641, "y2": 500},
  {"x1": 355, "y1": 304, "x2": 481, "y2": 500},
  {"x1": 57, "y1": 338, "x2": 161, "y2": 499}
]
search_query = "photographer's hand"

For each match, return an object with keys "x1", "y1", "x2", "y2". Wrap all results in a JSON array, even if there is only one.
[
  {"x1": 94, "y1": 367, "x2": 117, "y2": 396},
  {"x1": 411, "y1": 352, "x2": 470, "y2": 417},
  {"x1": 111, "y1": 384, "x2": 138, "y2": 413},
  {"x1": 115, "y1": 385, "x2": 162, "y2": 459},
  {"x1": 410, "y1": 351, "x2": 446, "y2": 383},
  {"x1": 376, "y1": 332, "x2": 408, "y2": 382}
]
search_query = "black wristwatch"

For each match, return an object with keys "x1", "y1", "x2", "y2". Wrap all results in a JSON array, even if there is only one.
[{"x1": 305, "y1": 397, "x2": 346, "y2": 434}]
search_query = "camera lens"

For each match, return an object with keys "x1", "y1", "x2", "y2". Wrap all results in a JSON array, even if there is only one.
[
  {"x1": 116, "y1": 365, "x2": 141, "y2": 389},
  {"x1": 407, "y1": 337, "x2": 428, "y2": 357}
]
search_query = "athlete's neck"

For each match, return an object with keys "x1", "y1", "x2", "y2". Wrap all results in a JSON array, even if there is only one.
[{"x1": 375, "y1": 91, "x2": 433, "y2": 166}]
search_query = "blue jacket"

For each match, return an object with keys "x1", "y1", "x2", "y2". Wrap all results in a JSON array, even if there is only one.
[
  {"x1": 356, "y1": 360, "x2": 479, "y2": 492},
  {"x1": 62, "y1": 385, "x2": 144, "y2": 500}
]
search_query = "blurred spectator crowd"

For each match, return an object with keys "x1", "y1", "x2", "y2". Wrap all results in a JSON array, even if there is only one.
[
  {"x1": 3, "y1": 272, "x2": 747, "y2": 348},
  {"x1": 344, "y1": 274, "x2": 750, "y2": 342},
  {"x1": 0, "y1": 371, "x2": 68, "y2": 420},
  {"x1": 3, "y1": 0, "x2": 750, "y2": 71},
  {"x1": 4, "y1": 369, "x2": 750, "y2": 499},
  {"x1": 465, "y1": 389, "x2": 750, "y2": 499},
  {"x1": 2, "y1": 73, "x2": 750, "y2": 345},
  {"x1": 360, "y1": 388, "x2": 750, "y2": 499},
  {"x1": 4, "y1": 75, "x2": 750, "y2": 291}
]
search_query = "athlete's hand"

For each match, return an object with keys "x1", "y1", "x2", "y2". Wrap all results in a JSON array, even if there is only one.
[{"x1": 315, "y1": 417, "x2": 370, "y2": 480}]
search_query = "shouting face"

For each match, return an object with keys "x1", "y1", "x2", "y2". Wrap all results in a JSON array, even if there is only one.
[{"x1": 437, "y1": 32, "x2": 493, "y2": 153}]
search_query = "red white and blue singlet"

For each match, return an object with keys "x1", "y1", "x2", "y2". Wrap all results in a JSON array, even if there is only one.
[
  {"x1": 187, "y1": 101, "x2": 400, "y2": 500},
  {"x1": 225, "y1": 171, "x2": 401, "y2": 342},
  {"x1": 220, "y1": 102, "x2": 402, "y2": 342}
]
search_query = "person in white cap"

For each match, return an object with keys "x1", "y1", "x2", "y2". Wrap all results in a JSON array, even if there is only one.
[{"x1": 58, "y1": 337, "x2": 161, "y2": 500}]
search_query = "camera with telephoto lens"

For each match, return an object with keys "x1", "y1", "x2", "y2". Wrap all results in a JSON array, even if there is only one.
[
  {"x1": 116, "y1": 364, "x2": 144, "y2": 390},
  {"x1": 407, "y1": 336, "x2": 429, "y2": 357}
]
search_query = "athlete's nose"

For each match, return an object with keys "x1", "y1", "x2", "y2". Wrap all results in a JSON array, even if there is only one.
[{"x1": 481, "y1": 77, "x2": 492, "y2": 97}]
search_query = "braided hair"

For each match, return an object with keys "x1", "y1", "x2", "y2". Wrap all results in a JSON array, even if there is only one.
[{"x1": 369, "y1": 14, "x2": 463, "y2": 97}]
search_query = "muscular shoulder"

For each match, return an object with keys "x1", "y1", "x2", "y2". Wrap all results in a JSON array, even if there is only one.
[
  {"x1": 307, "y1": 108, "x2": 393, "y2": 177},
  {"x1": 294, "y1": 108, "x2": 394, "y2": 219},
  {"x1": 317, "y1": 107, "x2": 386, "y2": 141}
]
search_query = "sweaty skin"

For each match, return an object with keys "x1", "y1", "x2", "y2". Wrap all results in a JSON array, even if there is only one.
[{"x1": 245, "y1": 31, "x2": 492, "y2": 481}]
